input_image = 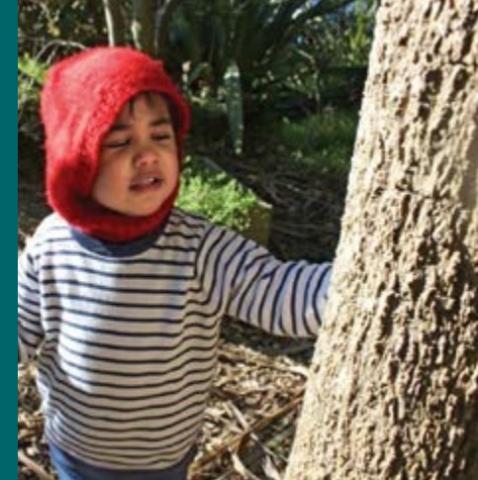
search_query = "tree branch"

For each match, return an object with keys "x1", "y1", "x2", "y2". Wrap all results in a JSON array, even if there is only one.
[
  {"x1": 131, "y1": 0, "x2": 155, "y2": 55},
  {"x1": 102, "y1": 0, "x2": 126, "y2": 46}
]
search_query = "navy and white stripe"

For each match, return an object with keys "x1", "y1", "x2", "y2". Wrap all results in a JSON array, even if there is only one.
[{"x1": 18, "y1": 209, "x2": 332, "y2": 470}]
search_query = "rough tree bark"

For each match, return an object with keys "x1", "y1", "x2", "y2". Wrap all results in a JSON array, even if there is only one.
[{"x1": 285, "y1": 2, "x2": 478, "y2": 480}]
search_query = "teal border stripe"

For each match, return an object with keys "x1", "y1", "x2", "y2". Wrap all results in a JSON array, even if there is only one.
[{"x1": 10, "y1": 2, "x2": 18, "y2": 478}]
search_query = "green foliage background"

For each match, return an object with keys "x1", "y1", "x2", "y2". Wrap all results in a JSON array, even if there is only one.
[{"x1": 18, "y1": 0, "x2": 375, "y2": 256}]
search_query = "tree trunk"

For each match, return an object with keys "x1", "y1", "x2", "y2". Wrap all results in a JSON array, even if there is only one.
[
  {"x1": 154, "y1": 0, "x2": 184, "y2": 58},
  {"x1": 131, "y1": 0, "x2": 155, "y2": 56},
  {"x1": 102, "y1": 0, "x2": 125, "y2": 46},
  {"x1": 285, "y1": 1, "x2": 478, "y2": 479}
]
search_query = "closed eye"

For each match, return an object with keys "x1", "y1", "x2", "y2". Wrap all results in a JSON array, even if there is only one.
[
  {"x1": 103, "y1": 139, "x2": 130, "y2": 149},
  {"x1": 102, "y1": 133, "x2": 172, "y2": 149},
  {"x1": 152, "y1": 134, "x2": 171, "y2": 142}
]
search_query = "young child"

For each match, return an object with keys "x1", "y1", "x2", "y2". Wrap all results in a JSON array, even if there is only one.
[{"x1": 18, "y1": 47, "x2": 333, "y2": 480}]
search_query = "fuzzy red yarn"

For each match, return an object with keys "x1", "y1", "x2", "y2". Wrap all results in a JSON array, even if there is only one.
[{"x1": 40, "y1": 46, "x2": 191, "y2": 243}]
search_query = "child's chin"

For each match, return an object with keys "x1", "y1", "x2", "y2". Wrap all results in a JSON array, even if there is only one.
[
  {"x1": 106, "y1": 194, "x2": 169, "y2": 217},
  {"x1": 123, "y1": 205, "x2": 163, "y2": 217}
]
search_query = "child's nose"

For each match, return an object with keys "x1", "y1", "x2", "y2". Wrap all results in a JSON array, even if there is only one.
[{"x1": 133, "y1": 148, "x2": 158, "y2": 168}]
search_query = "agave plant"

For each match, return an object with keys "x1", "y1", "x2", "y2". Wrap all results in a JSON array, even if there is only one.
[{"x1": 166, "y1": 0, "x2": 355, "y2": 155}]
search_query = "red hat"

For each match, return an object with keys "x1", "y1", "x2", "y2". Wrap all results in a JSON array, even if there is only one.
[{"x1": 41, "y1": 46, "x2": 190, "y2": 242}]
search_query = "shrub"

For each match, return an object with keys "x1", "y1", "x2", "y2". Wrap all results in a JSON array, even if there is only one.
[
  {"x1": 267, "y1": 109, "x2": 358, "y2": 175},
  {"x1": 18, "y1": 55, "x2": 47, "y2": 142},
  {"x1": 177, "y1": 156, "x2": 258, "y2": 231}
]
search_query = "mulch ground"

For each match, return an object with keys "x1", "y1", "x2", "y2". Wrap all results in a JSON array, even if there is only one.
[{"x1": 18, "y1": 163, "x2": 345, "y2": 479}]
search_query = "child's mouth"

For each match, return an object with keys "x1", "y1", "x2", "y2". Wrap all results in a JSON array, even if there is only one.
[{"x1": 129, "y1": 176, "x2": 162, "y2": 192}]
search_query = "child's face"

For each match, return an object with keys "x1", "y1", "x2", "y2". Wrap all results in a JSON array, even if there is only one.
[{"x1": 92, "y1": 93, "x2": 179, "y2": 217}]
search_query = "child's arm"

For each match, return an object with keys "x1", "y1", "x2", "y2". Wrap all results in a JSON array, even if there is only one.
[
  {"x1": 18, "y1": 245, "x2": 44, "y2": 363},
  {"x1": 195, "y1": 225, "x2": 332, "y2": 337}
]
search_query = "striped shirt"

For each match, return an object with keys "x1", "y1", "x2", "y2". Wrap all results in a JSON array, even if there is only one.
[{"x1": 18, "y1": 208, "x2": 332, "y2": 470}]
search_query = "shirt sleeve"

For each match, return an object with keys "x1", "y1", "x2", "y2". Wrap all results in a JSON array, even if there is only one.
[
  {"x1": 18, "y1": 244, "x2": 44, "y2": 363},
  {"x1": 194, "y1": 224, "x2": 333, "y2": 337}
]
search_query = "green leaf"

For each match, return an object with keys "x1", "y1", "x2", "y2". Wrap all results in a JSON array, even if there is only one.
[
  {"x1": 18, "y1": 55, "x2": 47, "y2": 84},
  {"x1": 177, "y1": 156, "x2": 257, "y2": 231}
]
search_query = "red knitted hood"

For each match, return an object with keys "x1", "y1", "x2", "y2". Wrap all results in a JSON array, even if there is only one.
[{"x1": 41, "y1": 46, "x2": 190, "y2": 243}]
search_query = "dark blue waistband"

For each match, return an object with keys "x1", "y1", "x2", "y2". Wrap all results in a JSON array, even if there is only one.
[{"x1": 48, "y1": 442, "x2": 197, "y2": 480}]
